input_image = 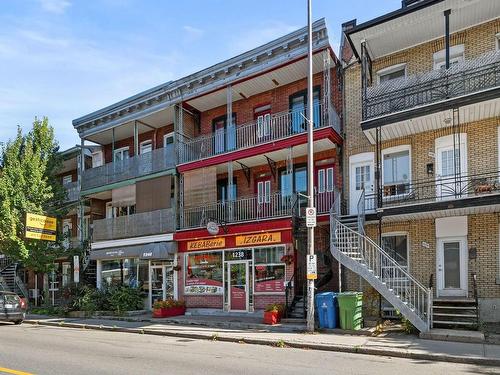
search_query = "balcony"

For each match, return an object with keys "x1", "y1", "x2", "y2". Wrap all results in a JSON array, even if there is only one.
[
  {"x1": 179, "y1": 190, "x2": 335, "y2": 229},
  {"x1": 363, "y1": 50, "x2": 500, "y2": 121},
  {"x1": 82, "y1": 145, "x2": 175, "y2": 191},
  {"x1": 64, "y1": 181, "x2": 80, "y2": 202},
  {"x1": 178, "y1": 103, "x2": 340, "y2": 165},
  {"x1": 92, "y1": 208, "x2": 175, "y2": 242},
  {"x1": 364, "y1": 169, "x2": 500, "y2": 214}
]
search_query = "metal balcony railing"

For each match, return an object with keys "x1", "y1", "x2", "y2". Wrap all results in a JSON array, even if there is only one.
[
  {"x1": 180, "y1": 190, "x2": 336, "y2": 229},
  {"x1": 92, "y1": 208, "x2": 175, "y2": 241},
  {"x1": 82, "y1": 145, "x2": 175, "y2": 191},
  {"x1": 178, "y1": 103, "x2": 341, "y2": 164},
  {"x1": 364, "y1": 169, "x2": 500, "y2": 210},
  {"x1": 363, "y1": 50, "x2": 500, "y2": 120},
  {"x1": 64, "y1": 181, "x2": 80, "y2": 202}
]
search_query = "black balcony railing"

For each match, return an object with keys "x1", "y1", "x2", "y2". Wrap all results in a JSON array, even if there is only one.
[
  {"x1": 365, "y1": 169, "x2": 500, "y2": 211},
  {"x1": 363, "y1": 50, "x2": 500, "y2": 120},
  {"x1": 82, "y1": 145, "x2": 175, "y2": 191}
]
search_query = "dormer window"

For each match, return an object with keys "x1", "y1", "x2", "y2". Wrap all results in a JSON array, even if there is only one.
[{"x1": 376, "y1": 63, "x2": 406, "y2": 84}]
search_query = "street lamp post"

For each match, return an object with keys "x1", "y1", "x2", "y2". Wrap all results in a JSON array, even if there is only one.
[{"x1": 306, "y1": 0, "x2": 315, "y2": 333}]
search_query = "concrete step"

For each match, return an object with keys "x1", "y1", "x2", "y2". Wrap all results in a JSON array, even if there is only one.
[
  {"x1": 281, "y1": 318, "x2": 306, "y2": 324},
  {"x1": 434, "y1": 298, "x2": 476, "y2": 304},
  {"x1": 433, "y1": 320, "x2": 477, "y2": 326},
  {"x1": 433, "y1": 305, "x2": 477, "y2": 310},
  {"x1": 433, "y1": 313, "x2": 477, "y2": 318},
  {"x1": 420, "y1": 328, "x2": 484, "y2": 343}
]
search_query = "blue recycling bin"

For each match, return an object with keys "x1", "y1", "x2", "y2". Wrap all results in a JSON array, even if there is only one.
[{"x1": 315, "y1": 292, "x2": 338, "y2": 329}]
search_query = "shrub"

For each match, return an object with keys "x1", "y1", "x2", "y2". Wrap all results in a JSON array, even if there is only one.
[
  {"x1": 107, "y1": 286, "x2": 144, "y2": 314},
  {"x1": 265, "y1": 303, "x2": 284, "y2": 313}
]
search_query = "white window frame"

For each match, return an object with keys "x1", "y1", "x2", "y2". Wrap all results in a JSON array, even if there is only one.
[
  {"x1": 62, "y1": 175, "x2": 73, "y2": 186},
  {"x1": 381, "y1": 145, "x2": 412, "y2": 199},
  {"x1": 91, "y1": 150, "x2": 103, "y2": 168},
  {"x1": 163, "y1": 132, "x2": 174, "y2": 147},
  {"x1": 376, "y1": 63, "x2": 407, "y2": 85},
  {"x1": 496, "y1": 33, "x2": 500, "y2": 51},
  {"x1": 139, "y1": 140, "x2": 153, "y2": 154},
  {"x1": 113, "y1": 147, "x2": 129, "y2": 162},
  {"x1": 257, "y1": 180, "x2": 271, "y2": 204},
  {"x1": 433, "y1": 44, "x2": 465, "y2": 70}
]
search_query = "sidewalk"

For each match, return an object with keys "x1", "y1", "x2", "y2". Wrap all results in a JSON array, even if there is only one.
[{"x1": 24, "y1": 314, "x2": 500, "y2": 367}]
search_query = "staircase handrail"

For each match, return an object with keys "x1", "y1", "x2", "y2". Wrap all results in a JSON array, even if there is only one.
[
  {"x1": 357, "y1": 189, "x2": 366, "y2": 235},
  {"x1": 14, "y1": 275, "x2": 28, "y2": 298},
  {"x1": 284, "y1": 271, "x2": 295, "y2": 318},
  {"x1": 472, "y1": 272, "x2": 480, "y2": 326},
  {"x1": 332, "y1": 215, "x2": 431, "y2": 326}
]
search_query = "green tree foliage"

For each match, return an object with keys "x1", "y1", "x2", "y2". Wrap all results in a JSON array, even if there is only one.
[{"x1": 0, "y1": 117, "x2": 67, "y2": 272}]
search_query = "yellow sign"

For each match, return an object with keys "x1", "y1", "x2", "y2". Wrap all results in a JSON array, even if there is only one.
[
  {"x1": 25, "y1": 213, "x2": 57, "y2": 242},
  {"x1": 26, "y1": 213, "x2": 57, "y2": 231},
  {"x1": 235, "y1": 232, "x2": 281, "y2": 247},
  {"x1": 187, "y1": 238, "x2": 225, "y2": 251}
]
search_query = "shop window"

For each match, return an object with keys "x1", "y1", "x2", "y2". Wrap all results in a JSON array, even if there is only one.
[
  {"x1": 185, "y1": 251, "x2": 223, "y2": 294},
  {"x1": 382, "y1": 146, "x2": 410, "y2": 197},
  {"x1": 254, "y1": 246, "x2": 286, "y2": 293},
  {"x1": 101, "y1": 258, "x2": 145, "y2": 287}
]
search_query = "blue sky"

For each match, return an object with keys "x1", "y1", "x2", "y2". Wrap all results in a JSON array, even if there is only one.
[{"x1": 0, "y1": 0, "x2": 401, "y2": 150}]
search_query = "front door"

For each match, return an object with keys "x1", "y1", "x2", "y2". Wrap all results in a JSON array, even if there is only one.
[
  {"x1": 350, "y1": 158, "x2": 374, "y2": 214},
  {"x1": 150, "y1": 265, "x2": 165, "y2": 307},
  {"x1": 228, "y1": 262, "x2": 248, "y2": 311},
  {"x1": 256, "y1": 176, "x2": 272, "y2": 217},
  {"x1": 437, "y1": 238, "x2": 468, "y2": 297},
  {"x1": 435, "y1": 135, "x2": 467, "y2": 200}
]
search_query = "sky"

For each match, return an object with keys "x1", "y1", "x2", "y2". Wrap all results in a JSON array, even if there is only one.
[{"x1": 0, "y1": 0, "x2": 401, "y2": 150}]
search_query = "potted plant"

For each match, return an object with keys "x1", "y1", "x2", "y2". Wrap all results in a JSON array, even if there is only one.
[
  {"x1": 280, "y1": 254, "x2": 294, "y2": 266},
  {"x1": 263, "y1": 303, "x2": 281, "y2": 325},
  {"x1": 152, "y1": 299, "x2": 186, "y2": 318}
]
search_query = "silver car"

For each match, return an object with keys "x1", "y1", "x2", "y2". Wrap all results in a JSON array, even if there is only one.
[{"x1": 0, "y1": 291, "x2": 27, "y2": 324}]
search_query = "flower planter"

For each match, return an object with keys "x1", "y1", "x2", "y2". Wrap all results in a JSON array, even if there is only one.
[
  {"x1": 263, "y1": 310, "x2": 280, "y2": 325},
  {"x1": 153, "y1": 306, "x2": 186, "y2": 318}
]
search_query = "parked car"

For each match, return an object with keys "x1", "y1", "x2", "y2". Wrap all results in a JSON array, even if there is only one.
[{"x1": 0, "y1": 291, "x2": 27, "y2": 324}]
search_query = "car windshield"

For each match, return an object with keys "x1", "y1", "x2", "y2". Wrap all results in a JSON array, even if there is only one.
[{"x1": 4, "y1": 295, "x2": 19, "y2": 304}]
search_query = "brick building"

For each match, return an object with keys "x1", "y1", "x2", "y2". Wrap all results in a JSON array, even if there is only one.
[
  {"x1": 337, "y1": 0, "x2": 500, "y2": 330},
  {"x1": 72, "y1": 19, "x2": 343, "y2": 314}
]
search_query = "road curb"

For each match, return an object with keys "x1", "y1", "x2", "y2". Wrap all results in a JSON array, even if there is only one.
[{"x1": 23, "y1": 320, "x2": 500, "y2": 367}]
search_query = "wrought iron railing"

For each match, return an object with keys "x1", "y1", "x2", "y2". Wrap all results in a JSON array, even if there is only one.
[
  {"x1": 81, "y1": 145, "x2": 175, "y2": 191},
  {"x1": 92, "y1": 208, "x2": 175, "y2": 241},
  {"x1": 363, "y1": 50, "x2": 500, "y2": 120},
  {"x1": 364, "y1": 169, "x2": 500, "y2": 210},
  {"x1": 64, "y1": 181, "x2": 80, "y2": 202},
  {"x1": 178, "y1": 103, "x2": 341, "y2": 164}
]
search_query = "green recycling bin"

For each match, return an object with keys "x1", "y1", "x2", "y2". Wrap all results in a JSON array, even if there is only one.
[{"x1": 337, "y1": 292, "x2": 363, "y2": 330}]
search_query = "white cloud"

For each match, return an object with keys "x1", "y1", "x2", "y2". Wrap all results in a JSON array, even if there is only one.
[
  {"x1": 38, "y1": 0, "x2": 71, "y2": 14},
  {"x1": 183, "y1": 25, "x2": 204, "y2": 38}
]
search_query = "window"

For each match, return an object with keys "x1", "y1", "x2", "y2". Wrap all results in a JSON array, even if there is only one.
[
  {"x1": 496, "y1": 33, "x2": 500, "y2": 51},
  {"x1": 377, "y1": 64, "x2": 406, "y2": 84},
  {"x1": 257, "y1": 180, "x2": 271, "y2": 204},
  {"x1": 140, "y1": 140, "x2": 152, "y2": 154},
  {"x1": 383, "y1": 147, "x2": 410, "y2": 196},
  {"x1": 62, "y1": 175, "x2": 72, "y2": 185},
  {"x1": 217, "y1": 178, "x2": 237, "y2": 202},
  {"x1": 355, "y1": 165, "x2": 371, "y2": 191},
  {"x1": 100, "y1": 258, "x2": 145, "y2": 288},
  {"x1": 382, "y1": 234, "x2": 409, "y2": 266},
  {"x1": 91, "y1": 151, "x2": 103, "y2": 168},
  {"x1": 113, "y1": 147, "x2": 129, "y2": 162},
  {"x1": 163, "y1": 132, "x2": 174, "y2": 147},
  {"x1": 62, "y1": 262, "x2": 71, "y2": 287},
  {"x1": 433, "y1": 44, "x2": 464, "y2": 70},
  {"x1": 106, "y1": 203, "x2": 136, "y2": 219},
  {"x1": 185, "y1": 251, "x2": 223, "y2": 294},
  {"x1": 254, "y1": 246, "x2": 286, "y2": 293},
  {"x1": 212, "y1": 114, "x2": 236, "y2": 154},
  {"x1": 289, "y1": 87, "x2": 321, "y2": 133}
]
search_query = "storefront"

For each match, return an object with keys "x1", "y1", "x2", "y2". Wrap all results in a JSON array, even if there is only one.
[
  {"x1": 91, "y1": 241, "x2": 177, "y2": 310},
  {"x1": 177, "y1": 228, "x2": 294, "y2": 312}
]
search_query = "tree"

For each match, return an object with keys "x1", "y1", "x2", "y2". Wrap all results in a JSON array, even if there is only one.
[{"x1": 0, "y1": 117, "x2": 67, "y2": 272}]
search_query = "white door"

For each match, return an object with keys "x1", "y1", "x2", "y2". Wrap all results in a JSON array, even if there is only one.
[
  {"x1": 350, "y1": 158, "x2": 374, "y2": 214},
  {"x1": 435, "y1": 135, "x2": 467, "y2": 200},
  {"x1": 437, "y1": 237, "x2": 468, "y2": 297}
]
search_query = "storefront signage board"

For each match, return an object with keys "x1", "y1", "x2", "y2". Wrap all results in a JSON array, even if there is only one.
[
  {"x1": 235, "y1": 232, "x2": 281, "y2": 247},
  {"x1": 187, "y1": 238, "x2": 225, "y2": 251}
]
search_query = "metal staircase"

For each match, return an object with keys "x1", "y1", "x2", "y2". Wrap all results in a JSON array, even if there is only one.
[
  {"x1": 0, "y1": 258, "x2": 28, "y2": 298},
  {"x1": 329, "y1": 190, "x2": 432, "y2": 332}
]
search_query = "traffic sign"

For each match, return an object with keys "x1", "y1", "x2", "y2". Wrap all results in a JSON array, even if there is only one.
[
  {"x1": 305, "y1": 207, "x2": 316, "y2": 227},
  {"x1": 306, "y1": 254, "x2": 317, "y2": 280}
]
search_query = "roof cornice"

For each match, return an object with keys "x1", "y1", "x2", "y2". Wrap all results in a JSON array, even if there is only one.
[{"x1": 74, "y1": 18, "x2": 331, "y2": 138}]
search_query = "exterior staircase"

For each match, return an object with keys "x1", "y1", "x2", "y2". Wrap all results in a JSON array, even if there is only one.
[
  {"x1": 0, "y1": 258, "x2": 28, "y2": 298},
  {"x1": 432, "y1": 298, "x2": 479, "y2": 329},
  {"x1": 329, "y1": 190, "x2": 432, "y2": 333}
]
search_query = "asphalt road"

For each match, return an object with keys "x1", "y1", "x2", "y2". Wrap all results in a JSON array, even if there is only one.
[{"x1": 0, "y1": 323, "x2": 498, "y2": 375}]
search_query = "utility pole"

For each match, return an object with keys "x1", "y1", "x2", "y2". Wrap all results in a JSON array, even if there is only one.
[{"x1": 306, "y1": 0, "x2": 315, "y2": 333}]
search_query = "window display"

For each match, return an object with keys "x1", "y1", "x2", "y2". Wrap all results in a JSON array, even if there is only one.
[
  {"x1": 185, "y1": 251, "x2": 223, "y2": 294},
  {"x1": 254, "y1": 246, "x2": 286, "y2": 293}
]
